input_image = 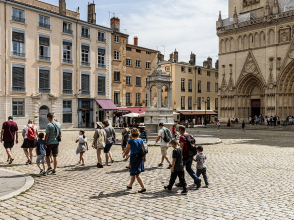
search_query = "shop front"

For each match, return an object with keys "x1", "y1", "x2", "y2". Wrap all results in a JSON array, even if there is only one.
[
  {"x1": 95, "y1": 100, "x2": 118, "y2": 126},
  {"x1": 178, "y1": 110, "x2": 218, "y2": 125},
  {"x1": 78, "y1": 99, "x2": 94, "y2": 128},
  {"x1": 115, "y1": 107, "x2": 147, "y2": 127}
]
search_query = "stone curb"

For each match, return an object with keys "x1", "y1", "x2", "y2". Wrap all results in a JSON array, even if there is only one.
[{"x1": 0, "y1": 169, "x2": 34, "y2": 202}]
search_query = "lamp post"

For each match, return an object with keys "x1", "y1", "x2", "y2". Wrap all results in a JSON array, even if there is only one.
[{"x1": 202, "y1": 97, "x2": 209, "y2": 126}]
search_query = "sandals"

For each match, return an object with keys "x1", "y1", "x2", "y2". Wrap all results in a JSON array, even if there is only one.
[
  {"x1": 127, "y1": 186, "x2": 132, "y2": 190},
  {"x1": 158, "y1": 163, "x2": 163, "y2": 167},
  {"x1": 9, "y1": 158, "x2": 14, "y2": 164},
  {"x1": 138, "y1": 189, "x2": 146, "y2": 193}
]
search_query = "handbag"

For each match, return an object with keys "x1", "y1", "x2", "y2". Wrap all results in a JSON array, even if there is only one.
[
  {"x1": 51, "y1": 122, "x2": 61, "y2": 142},
  {"x1": 139, "y1": 140, "x2": 146, "y2": 158},
  {"x1": 97, "y1": 130, "x2": 105, "y2": 149}
]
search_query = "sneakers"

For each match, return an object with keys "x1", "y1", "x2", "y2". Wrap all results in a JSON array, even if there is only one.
[
  {"x1": 42, "y1": 171, "x2": 47, "y2": 176},
  {"x1": 138, "y1": 189, "x2": 146, "y2": 193},
  {"x1": 97, "y1": 163, "x2": 103, "y2": 168},
  {"x1": 103, "y1": 163, "x2": 111, "y2": 166},
  {"x1": 167, "y1": 164, "x2": 172, "y2": 169},
  {"x1": 52, "y1": 170, "x2": 56, "y2": 175},
  {"x1": 80, "y1": 164, "x2": 85, "y2": 166},
  {"x1": 195, "y1": 179, "x2": 201, "y2": 189},
  {"x1": 158, "y1": 163, "x2": 163, "y2": 167},
  {"x1": 164, "y1": 186, "x2": 172, "y2": 192},
  {"x1": 110, "y1": 159, "x2": 114, "y2": 163},
  {"x1": 8, "y1": 158, "x2": 14, "y2": 164},
  {"x1": 46, "y1": 167, "x2": 53, "y2": 174},
  {"x1": 181, "y1": 190, "x2": 188, "y2": 195},
  {"x1": 38, "y1": 169, "x2": 44, "y2": 176},
  {"x1": 175, "y1": 183, "x2": 183, "y2": 187},
  {"x1": 202, "y1": 185, "x2": 209, "y2": 188}
]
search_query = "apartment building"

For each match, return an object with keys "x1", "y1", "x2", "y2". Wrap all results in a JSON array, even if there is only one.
[
  {"x1": 161, "y1": 50, "x2": 219, "y2": 123},
  {"x1": 0, "y1": 0, "x2": 114, "y2": 129}
]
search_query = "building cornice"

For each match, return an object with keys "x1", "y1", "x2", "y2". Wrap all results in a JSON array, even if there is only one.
[{"x1": 126, "y1": 44, "x2": 158, "y2": 53}]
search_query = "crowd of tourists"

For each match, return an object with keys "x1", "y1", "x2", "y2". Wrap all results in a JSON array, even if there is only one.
[{"x1": 1, "y1": 114, "x2": 208, "y2": 194}]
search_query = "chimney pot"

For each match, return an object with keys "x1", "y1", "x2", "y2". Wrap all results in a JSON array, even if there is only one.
[
  {"x1": 87, "y1": 2, "x2": 96, "y2": 24},
  {"x1": 110, "y1": 17, "x2": 120, "y2": 32},
  {"x1": 59, "y1": 0, "x2": 66, "y2": 16},
  {"x1": 134, "y1": 36, "x2": 138, "y2": 46}
]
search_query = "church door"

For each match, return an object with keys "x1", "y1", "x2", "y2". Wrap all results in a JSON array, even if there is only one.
[{"x1": 251, "y1": 99, "x2": 260, "y2": 117}]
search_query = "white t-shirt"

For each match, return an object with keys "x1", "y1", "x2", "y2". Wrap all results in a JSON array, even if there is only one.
[
  {"x1": 77, "y1": 136, "x2": 87, "y2": 143},
  {"x1": 158, "y1": 128, "x2": 169, "y2": 147},
  {"x1": 23, "y1": 124, "x2": 38, "y2": 139}
]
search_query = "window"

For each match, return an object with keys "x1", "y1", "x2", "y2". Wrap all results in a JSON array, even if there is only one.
[
  {"x1": 181, "y1": 79, "x2": 185, "y2": 91},
  {"x1": 188, "y1": 68, "x2": 192, "y2": 73},
  {"x1": 63, "y1": 40, "x2": 72, "y2": 64},
  {"x1": 207, "y1": 97, "x2": 210, "y2": 110},
  {"x1": 188, "y1": 97, "x2": 192, "y2": 109},
  {"x1": 126, "y1": 75, "x2": 131, "y2": 85},
  {"x1": 81, "y1": 45, "x2": 90, "y2": 66},
  {"x1": 81, "y1": 26, "x2": 90, "y2": 39},
  {"x1": 39, "y1": 15, "x2": 50, "y2": 29},
  {"x1": 98, "y1": 75, "x2": 106, "y2": 96},
  {"x1": 63, "y1": 22, "x2": 72, "y2": 34},
  {"x1": 181, "y1": 67, "x2": 185, "y2": 72},
  {"x1": 114, "y1": 50, "x2": 120, "y2": 60},
  {"x1": 146, "y1": 61, "x2": 151, "y2": 69},
  {"x1": 114, "y1": 91, "x2": 120, "y2": 105},
  {"x1": 136, "y1": 49, "x2": 141, "y2": 53},
  {"x1": 215, "y1": 72, "x2": 218, "y2": 77},
  {"x1": 114, "y1": 35, "x2": 120, "y2": 43},
  {"x1": 12, "y1": 8, "x2": 25, "y2": 23},
  {"x1": 136, "y1": 93, "x2": 141, "y2": 105},
  {"x1": 39, "y1": 36, "x2": 50, "y2": 61},
  {"x1": 126, "y1": 58, "x2": 131, "y2": 66},
  {"x1": 81, "y1": 73, "x2": 90, "y2": 95},
  {"x1": 126, "y1": 93, "x2": 131, "y2": 105},
  {"x1": 136, "y1": 76, "x2": 141, "y2": 86},
  {"x1": 197, "y1": 97, "x2": 201, "y2": 110},
  {"x1": 198, "y1": 81, "x2": 201, "y2": 93},
  {"x1": 136, "y1": 59, "x2": 141, "y2": 68},
  {"x1": 98, "y1": 31, "x2": 105, "y2": 42},
  {"x1": 207, "y1": 82, "x2": 210, "y2": 92},
  {"x1": 114, "y1": 70, "x2": 120, "y2": 82},
  {"x1": 98, "y1": 47, "x2": 106, "y2": 68},
  {"x1": 207, "y1": 71, "x2": 210, "y2": 76},
  {"x1": 215, "y1": 98, "x2": 218, "y2": 110},
  {"x1": 63, "y1": 100, "x2": 72, "y2": 123},
  {"x1": 198, "y1": 68, "x2": 201, "y2": 75},
  {"x1": 12, "y1": 65, "x2": 25, "y2": 92},
  {"x1": 12, "y1": 31, "x2": 25, "y2": 57},
  {"x1": 165, "y1": 67, "x2": 170, "y2": 72},
  {"x1": 12, "y1": 101, "x2": 24, "y2": 117},
  {"x1": 188, "y1": 80, "x2": 192, "y2": 92},
  {"x1": 181, "y1": 97, "x2": 185, "y2": 109},
  {"x1": 126, "y1": 47, "x2": 132, "y2": 51},
  {"x1": 146, "y1": 51, "x2": 151, "y2": 55},
  {"x1": 63, "y1": 71, "x2": 72, "y2": 94},
  {"x1": 39, "y1": 68, "x2": 50, "y2": 93},
  {"x1": 215, "y1": 83, "x2": 218, "y2": 92}
]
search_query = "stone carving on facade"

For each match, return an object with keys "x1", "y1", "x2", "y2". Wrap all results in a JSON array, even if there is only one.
[
  {"x1": 277, "y1": 57, "x2": 281, "y2": 70},
  {"x1": 267, "y1": 58, "x2": 276, "y2": 93},
  {"x1": 241, "y1": 51, "x2": 261, "y2": 76},
  {"x1": 243, "y1": 0, "x2": 260, "y2": 7},
  {"x1": 279, "y1": 27, "x2": 291, "y2": 43},
  {"x1": 221, "y1": 65, "x2": 227, "y2": 92},
  {"x1": 228, "y1": 64, "x2": 234, "y2": 91}
]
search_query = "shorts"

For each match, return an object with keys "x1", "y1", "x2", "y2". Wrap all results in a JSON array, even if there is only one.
[
  {"x1": 46, "y1": 144, "x2": 59, "y2": 157},
  {"x1": 4, "y1": 141, "x2": 14, "y2": 149},
  {"x1": 161, "y1": 146, "x2": 169, "y2": 156},
  {"x1": 104, "y1": 143, "x2": 113, "y2": 153},
  {"x1": 172, "y1": 134, "x2": 177, "y2": 139},
  {"x1": 36, "y1": 154, "x2": 46, "y2": 164},
  {"x1": 21, "y1": 138, "x2": 35, "y2": 148}
]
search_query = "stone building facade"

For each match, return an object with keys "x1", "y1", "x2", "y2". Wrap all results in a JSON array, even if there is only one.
[
  {"x1": 217, "y1": 0, "x2": 294, "y2": 121},
  {"x1": 0, "y1": 0, "x2": 113, "y2": 129}
]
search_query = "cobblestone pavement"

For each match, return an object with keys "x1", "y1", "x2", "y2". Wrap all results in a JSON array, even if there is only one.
[{"x1": 1, "y1": 128, "x2": 294, "y2": 220}]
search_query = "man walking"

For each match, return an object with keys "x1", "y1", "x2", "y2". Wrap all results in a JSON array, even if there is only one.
[
  {"x1": 155, "y1": 123, "x2": 172, "y2": 169},
  {"x1": 1, "y1": 116, "x2": 18, "y2": 164},
  {"x1": 45, "y1": 113, "x2": 62, "y2": 175}
]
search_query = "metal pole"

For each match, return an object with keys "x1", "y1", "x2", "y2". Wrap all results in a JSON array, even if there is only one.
[{"x1": 205, "y1": 102, "x2": 207, "y2": 126}]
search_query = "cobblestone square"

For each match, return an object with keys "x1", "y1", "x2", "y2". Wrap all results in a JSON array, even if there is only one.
[{"x1": 1, "y1": 128, "x2": 294, "y2": 219}]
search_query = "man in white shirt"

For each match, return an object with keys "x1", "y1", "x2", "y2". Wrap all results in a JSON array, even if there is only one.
[
  {"x1": 22, "y1": 119, "x2": 38, "y2": 165},
  {"x1": 155, "y1": 123, "x2": 172, "y2": 169}
]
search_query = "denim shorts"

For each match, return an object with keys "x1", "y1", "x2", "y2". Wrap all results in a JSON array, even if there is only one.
[
  {"x1": 36, "y1": 154, "x2": 46, "y2": 164},
  {"x1": 104, "y1": 143, "x2": 113, "y2": 153}
]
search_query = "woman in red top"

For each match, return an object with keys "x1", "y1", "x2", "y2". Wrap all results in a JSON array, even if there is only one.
[{"x1": 172, "y1": 123, "x2": 177, "y2": 140}]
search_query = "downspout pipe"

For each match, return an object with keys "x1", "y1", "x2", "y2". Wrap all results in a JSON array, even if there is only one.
[{"x1": 5, "y1": 1, "x2": 7, "y2": 120}]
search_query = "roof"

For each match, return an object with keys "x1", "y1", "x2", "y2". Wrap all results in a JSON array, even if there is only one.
[
  {"x1": 178, "y1": 110, "x2": 218, "y2": 116},
  {"x1": 160, "y1": 61, "x2": 218, "y2": 71},
  {"x1": 126, "y1": 44, "x2": 159, "y2": 53}
]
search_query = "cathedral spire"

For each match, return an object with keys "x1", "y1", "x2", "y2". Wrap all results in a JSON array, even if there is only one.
[
  {"x1": 233, "y1": 7, "x2": 238, "y2": 24},
  {"x1": 273, "y1": 0, "x2": 279, "y2": 14},
  {"x1": 265, "y1": 0, "x2": 270, "y2": 16},
  {"x1": 218, "y1": 11, "x2": 223, "y2": 28}
]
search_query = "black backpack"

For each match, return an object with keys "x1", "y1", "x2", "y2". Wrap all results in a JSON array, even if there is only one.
[
  {"x1": 162, "y1": 128, "x2": 171, "y2": 143},
  {"x1": 183, "y1": 134, "x2": 197, "y2": 156}
]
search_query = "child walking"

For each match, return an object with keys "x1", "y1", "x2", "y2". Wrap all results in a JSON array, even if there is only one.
[
  {"x1": 216, "y1": 120, "x2": 220, "y2": 132},
  {"x1": 194, "y1": 146, "x2": 209, "y2": 188},
  {"x1": 164, "y1": 139, "x2": 187, "y2": 195},
  {"x1": 34, "y1": 133, "x2": 47, "y2": 176},
  {"x1": 76, "y1": 130, "x2": 88, "y2": 166}
]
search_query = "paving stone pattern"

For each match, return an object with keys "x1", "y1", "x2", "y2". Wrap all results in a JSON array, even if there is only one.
[{"x1": 0, "y1": 128, "x2": 294, "y2": 219}]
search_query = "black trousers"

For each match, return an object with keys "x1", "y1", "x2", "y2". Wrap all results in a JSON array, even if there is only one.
[
  {"x1": 168, "y1": 171, "x2": 187, "y2": 190},
  {"x1": 196, "y1": 168, "x2": 209, "y2": 186}
]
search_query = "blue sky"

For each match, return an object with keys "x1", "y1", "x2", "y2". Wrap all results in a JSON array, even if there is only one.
[{"x1": 42, "y1": 0, "x2": 228, "y2": 66}]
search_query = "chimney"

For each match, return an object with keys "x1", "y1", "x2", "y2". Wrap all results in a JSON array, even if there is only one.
[
  {"x1": 215, "y1": 60, "x2": 219, "y2": 69},
  {"x1": 87, "y1": 1, "x2": 96, "y2": 24},
  {"x1": 59, "y1": 0, "x2": 66, "y2": 16},
  {"x1": 189, "y1": 52, "x2": 196, "y2": 66},
  {"x1": 203, "y1": 61, "x2": 208, "y2": 68},
  {"x1": 158, "y1": 52, "x2": 164, "y2": 62},
  {"x1": 110, "y1": 17, "x2": 120, "y2": 32},
  {"x1": 174, "y1": 49, "x2": 178, "y2": 63},
  {"x1": 134, "y1": 36, "x2": 138, "y2": 46},
  {"x1": 169, "y1": 53, "x2": 174, "y2": 62},
  {"x1": 207, "y1": 57, "x2": 212, "y2": 69}
]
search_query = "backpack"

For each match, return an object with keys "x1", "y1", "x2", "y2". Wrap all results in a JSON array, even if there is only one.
[
  {"x1": 183, "y1": 134, "x2": 197, "y2": 156},
  {"x1": 162, "y1": 128, "x2": 171, "y2": 143},
  {"x1": 27, "y1": 125, "x2": 36, "y2": 141}
]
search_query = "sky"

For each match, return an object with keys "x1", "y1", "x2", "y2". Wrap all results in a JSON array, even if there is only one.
[{"x1": 42, "y1": 0, "x2": 228, "y2": 67}]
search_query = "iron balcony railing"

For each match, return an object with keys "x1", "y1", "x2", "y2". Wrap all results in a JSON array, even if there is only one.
[
  {"x1": 63, "y1": 89, "x2": 73, "y2": 94},
  {"x1": 81, "y1": 33, "x2": 90, "y2": 39},
  {"x1": 63, "y1": 59, "x2": 73, "y2": 64},
  {"x1": 12, "y1": 16, "x2": 25, "y2": 23},
  {"x1": 12, "y1": 51, "x2": 25, "y2": 58},
  {"x1": 39, "y1": 88, "x2": 51, "y2": 93},
  {"x1": 39, "y1": 22, "x2": 50, "y2": 29},
  {"x1": 81, "y1": 90, "x2": 90, "y2": 95},
  {"x1": 81, "y1": 61, "x2": 90, "y2": 67},
  {"x1": 39, "y1": 55, "x2": 50, "y2": 61},
  {"x1": 98, "y1": 64, "x2": 106, "y2": 69},
  {"x1": 63, "y1": 28, "x2": 73, "y2": 35},
  {"x1": 12, "y1": 86, "x2": 25, "y2": 92},
  {"x1": 126, "y1": 103, "x2": 132, "y2": 106},
  {"x1": 98, "y1": 91, "x2": 106, "y2": 96},
  {"x1": 98, "y1": 37, "x2": 106, "y2": 42}
]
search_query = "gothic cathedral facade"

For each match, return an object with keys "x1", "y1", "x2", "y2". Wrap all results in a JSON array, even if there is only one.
[{"x1": 217, "y1": 0, "x2": 294, "y2": 121}]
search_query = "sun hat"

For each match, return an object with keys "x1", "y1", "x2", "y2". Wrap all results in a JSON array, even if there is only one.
[
  {"x1": 96, "y1": 122, "x2": 103, "y2": 128},
  {"x1": 138, "y1": 123, "x2": 145, "y2": 128}
]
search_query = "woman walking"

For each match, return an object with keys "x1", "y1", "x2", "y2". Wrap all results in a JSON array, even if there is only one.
[
  {"x1": 227, "y1": 118, "x2": 231, "y2": 128},
  {"x1": 216, "y1": 120, "x2": 220, "y2": 132},
  {"x1": 75, "y1": 130, "x2": 88, "y2": 166},
  {"x1": 123, "y1": 128, "x2": 146, "y2": 193},
  {"x1": 121, "y1": 123, "x2": 130, "y2": 161},
  {"x1": 22, "y1": 119, "x2": 38, "y2": 165},
  {"x1": 92, "y1": 122, "x2": 106, "y2": 168},
  {"x1": 103, "y1": 120, "x2": 116, "y2": 166}
]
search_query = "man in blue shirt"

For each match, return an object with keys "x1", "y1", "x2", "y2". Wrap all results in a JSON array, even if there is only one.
[{"x1": 45, "y1": 113, "x2": 62, "y2": 175}]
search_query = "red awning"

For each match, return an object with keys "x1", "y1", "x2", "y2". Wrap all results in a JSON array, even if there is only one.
[
  {"x1": 178, "y1": 111, "x2": 218, "y2": 116},
  {"x1": 96, "y1": 100, "x2": 118, "y2": 111},
  {"x1": 117, "y1": 107, "x2": 147, "y2": 114}
]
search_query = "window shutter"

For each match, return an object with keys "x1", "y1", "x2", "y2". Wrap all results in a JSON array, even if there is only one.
[
  {"x1": 39, "y1": 37, "x2": 49, "y2": 46},
  {"x1": 63, "y1": 72, "x2": 72, "y2": 90},
  {"x1": 12, "y1": 67, "x2": 25, "y2": 88},
  {"x1": 81, "y1": 74, "x2": 89, "y2": 91},
  {"x1": 12, "y1": 32, "x2": 24, "y2": 43},
  {"x1": 39, "y1": 70, "x2": 50, "y2": 89}
]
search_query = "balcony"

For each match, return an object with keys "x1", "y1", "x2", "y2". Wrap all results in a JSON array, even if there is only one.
[
  {"x1": 188, "y1": 89, "x2": 192, "y2": 92},
  {"x1": 63, "y1": 59, "x2": 73, "y2": 64},
  {"x1": 126, "y1": 103, "x2": 132, "y2": 107},
  {"x1": 135, "y1": 103, "x2": 142, "y2": 107},
  {"x1": 81, "y1": 90, "x2": 90, "y2": 95},
  {"x1": 63, "y1": 28, "x2": 73, "y2": 35},
  {"x1": 63, "y1": 89, "x2": 73, "y2": 94},
  {"x1": 12, "y1": 86, "x2": 25, "y2": 92},
  {"x1": 39, "y1": 55, "x2": 50, "y2": 61},
  {"x1": 12, "y1": 16, "x2": 25, "y2": 23},
  {"x1": 98, "y1": 64, "x2": 106, "y2": 69},
  {"x1": 81, "y1": 61, "x2": 90, "y2": 67},
  {"x1": 81, "y1": 33, "x2": 90, "y2": 39},
  {"x1": 98, "y1": 91, "x2": 106, "y2": 96},
  {"x1": 12, "y1": 51, "x2": 25, "y2": 58},
  {"x1": 39, "y1": 88, "x2": 50, "y2": 93},
  {"x1": 39, "y1": 22, "x2": 50, "y2": 29},
  {"x1": 98, "y1": 37, "x2": 106, "y2": 42}
]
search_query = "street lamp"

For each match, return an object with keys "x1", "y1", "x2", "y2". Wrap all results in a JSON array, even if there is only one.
[{"x1": 202, "y1": 97, "x2": 209, "y2": 126}]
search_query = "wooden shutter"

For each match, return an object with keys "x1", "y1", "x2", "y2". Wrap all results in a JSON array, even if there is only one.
[
  {"x1": 39, "y1": 70, "x2": 50, "y2": 89},
  {"x1": 63, "y1": 72, "x2": 72, "y2": 90},
  {"x1": 98, "y1": 76, "x2": 105, "y2": 93},
  {"x1": 12, "y1": 67, "x2": 25, "y2": 88},
  {"x1": 81, "y1": 74, "x2": 89, "y2": 91}
]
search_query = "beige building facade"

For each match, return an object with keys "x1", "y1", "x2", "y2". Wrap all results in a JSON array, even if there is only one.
[
  {"x1": 217, "y1": 0, "x2": 294, "y2": 121},
  {"x1": 0, "y1": 0, "x2": 113, "y2": 129}
]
